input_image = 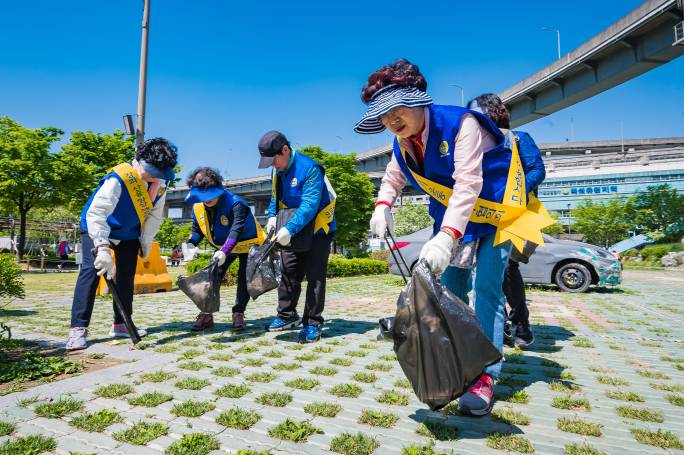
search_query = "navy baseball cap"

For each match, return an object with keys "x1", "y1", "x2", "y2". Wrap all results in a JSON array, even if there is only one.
[{"x1": 258, "y1": 130, "x2": 289, "y2": 169}]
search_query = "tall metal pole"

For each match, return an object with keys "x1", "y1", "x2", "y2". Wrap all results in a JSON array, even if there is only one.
[
  {"x1": 136, "y1": 0, "x2": 150, "y2": 147},
  {"x1": 556, "y1": 29, "x2": 561, "y2": 60}
]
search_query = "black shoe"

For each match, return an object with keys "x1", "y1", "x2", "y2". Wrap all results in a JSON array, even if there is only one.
[
  {"x1": 503, "y1": 322, "x2": 515, "y2": 348},
  {"x1": 513, "y1": 323, "x2": 534, "y2": 349}
]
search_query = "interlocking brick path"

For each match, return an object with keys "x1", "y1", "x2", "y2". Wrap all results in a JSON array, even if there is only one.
[{"x1": 1, "y1": 269, "x2": 682, "y2": 454}]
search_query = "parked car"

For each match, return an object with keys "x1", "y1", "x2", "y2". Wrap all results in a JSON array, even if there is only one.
[{"x1": 387, "y1": 228, "x2": 622, "y2": 293}]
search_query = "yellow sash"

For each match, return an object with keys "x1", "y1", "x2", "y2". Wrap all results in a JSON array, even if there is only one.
[
  {"x1": 271, "y1": 173, "x2": 336, "y2": 234},
  {"x1": 111, "y1": 163, "x2": 153, "y2": 228},
  {"x1": 192, "y1": 203, "x2": 265, "y2": 254},
  {"x1": 398, "y1": 133, "x2": 554, "y2": 252}
]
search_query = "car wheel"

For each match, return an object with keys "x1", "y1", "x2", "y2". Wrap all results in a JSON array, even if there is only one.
[{"x1": 554, "y1": 262, "x2": 592, "y2": 293}]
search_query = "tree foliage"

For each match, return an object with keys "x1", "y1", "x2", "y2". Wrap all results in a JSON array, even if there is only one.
[
  {"x1": 394, "y1": 201, "x2": 432, "y2": 236},
  {"x1": 542, "y1": 212, "x2": 565, "y2": 237},
  {"x1": 571, "y1": 199, "x2": 632, "y2": 247},
  {"x1": 299, "y1": 146, "x2": 374, "y2": 249},
  {"x1": 0, "y1": 254, "x2": 24, "y2": 303},
  {"x1": 625, "y1": 184, "x2": 684, "y2": 241}
]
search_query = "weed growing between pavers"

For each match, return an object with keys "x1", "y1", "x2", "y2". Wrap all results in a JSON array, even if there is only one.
[
  {"x1": 495, "y1": 390, "x2": 530, "y2": 404},
  {"x1": 501, "y1": 366, "x2": 529, "y2": 375},
  {"x1": 216, "y1": 407, "x2": 261, "y2": 429},
  {"x1": 401, "y1": 444, "x2": 450, "y2": 455},
  {"x1": 394, "y1": 378, "x2": 412, "y2": 389},
  {"x1": 329, "y1": 432, "x2": 379, "y2": 455},
  {"x1": 358, "y1": 409, "x2": 399, "y2": 428},
  {"x1": 212, "y1": 366, "x2": 240, "y2": 377},
  {"x1": 113, "y1": 420, "x2": 168, "y2": 445},
  {"x1": 272, "y1": 362, "x2": 300, "y2": 371},
  {"x1": 616, "y1": 405, "x2": 664, "y2": 422},
  {"x1": 208, "y1": 353, "x2": 234, "y2": 361},
  {"x1": 330, "y1": 357, "x2": 353, "y2": 366},
  {"x1": 557, "y1": 417, "x2": 603, "y2": 436},
  {"x1": 365, "y1": 362, "x2": 392, "y2": 372},
  {"x1": 572, "y1": 337, "x2": 595, "y2": 348},
  {"x1": 329, "y1": 383, "x2": 363, "y2": 398},
  {"x1": 263, "y1": 349, "x2": 284, "y2": 358},
  {"x1": 376, "y1": 389, "x2": 410, "y2": 406},
  {"x1": 636, "y1": 369, "x2": 670, "y2": 380},
  {"x1": 177, "y1": 360, "x2": 211, "y2": 371},
  {"x1": 256, "y1": 339, "x2": 276, "y2": 347},
  {"x1": 175, "y1": 376, "x2": 211, "y2": 390},
  {"x1": 235, "y1": 450, "x2": 270, "y2": 455},
  {"x1": 16, "y1": 396, "x2": 39, "y2": 407},
  {"x1": 140, "y1": 370, "x2": 176, "y2": 383},
  {"x1": 496, "y1": 375, "x2": 528, "y2": 388},
  {"x1": 596, "y1": 375, "x2": 628, "y2": 386},
  {"x1": 165, "y1": 433, "x2": 219, "y2": 455},
  {"x1": 70, "y1": 409, "x2": 123, "y2": 432},
  {"x1": 630, "y1": 428, "x2": 683, "y2": 449},
  {"x1": 588, "y1": 365, "x2": 614, "y2": 373},
  {"x1": 295, "y1": 352, "x2": 319, "y2": 361},
  {"x1": 171, "y1": 400, "x2": 216, "y2": 417},
  {"x1": 128, "y1": 391, "x2": 173, "y2": 407},
  {"x1": 352, "y1": 372, "x2": 377, "y2": 383},
  {"x1": 548, "y1": 381, "x2": 582, "y2": 393},
  {"x1": 267, "y1": 418, "x2": 321, "y2": 442},
  {"x1": 313, "y1": 345, "x2": 333, "y2": 353},
  {"x1": 552, "y1": 396, "x2": 591, "y2": 411},
  {"x1": 605, "y1": 390, "x2": 644, "y2": 402},
  {"x1": 345, "y1": 350, "x2": 368, "y2": 357},
  {"x1": 156, "y1": 345, "x2": 180, "y2": 353},
  {"x1": 179, "y1": 348, "x2": 205, "y2": 359},
  {"x1": 304, "y1": 402, "x2": 342, "y2": 417},
  {"x1": 94, "y1": 383, "x2": 134, "y2": 398},
  {"x1": 650, "y1": 382, "x2": 684, "y2": 392},
  {"x1": 255, "y1": 391, "x2": 292, "y2": 407},
  {"x1": 285, "y1": 377, "x2": 320, "y2": 390},
  {"x1": 287, "y1": 344, "x2": 305, "y2": 351},
  {"x1": 638, "y1": 341, "x2": 662, "y2": 348},
  {"x1": 247, "y1": 372, "x2": 277, "y2": 383},
  {"x1": 416, "y1": 421, "x2": 459, "y2": 440},
  {"x1": 0, "y1": 421, "x2": 15, "y2": 436},
  {"x1": 564, "y1": 442, "x2": 608, "y2": 455},
  {"x1": 310, "y1": 366, "x2": 337, "y2": 376},
  {"x1": 241, "y1": 358, "x2": 266, "y2": 367},
  {"x1": 666, "y1": 393, "x2": 684, "y2": 406},
  {"x1": 491, "y1": 407, "x2": 530, "y2": 425},
  {"x1": 505, "y1": 354, "x2": 527, "y2": 364},
  {"x1": 34, "y1": 397, "x2": 82, "y2": 418},
  {"x1": 0, "y1": 434, "x2": 56, "y2": 454},
  {"x1": 486, "y1": 433, "x2": 534, "y2": 453},
  {"x1": 215, "y1": 383, "x2": 251, "y2": 398}
]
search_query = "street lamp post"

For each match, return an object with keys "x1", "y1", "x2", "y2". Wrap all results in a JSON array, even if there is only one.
[
  {"x1": 567, "y1": 203, "x2": 572, "y2": 235},
  {"x1": 136, "y1": 0, "x2": 151, "y2": 147},
  {"x1": 541, "y1": 27, "x2": 561, "y2": 60},
  {"x1": 449, "y1": 84, "x2": 465, "y2": 106}
]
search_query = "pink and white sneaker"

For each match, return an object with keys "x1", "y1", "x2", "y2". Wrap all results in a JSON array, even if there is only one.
[
  {"x1": 457, "y1": 373, "x2": 494, "y2": 416},
  {"x1": 109, "y1": 323, "x2": 147, "y2": 338}
]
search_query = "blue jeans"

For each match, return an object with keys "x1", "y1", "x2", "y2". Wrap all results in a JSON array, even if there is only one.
[{"x1": 440, "y1": 233, "x2": 511, "y2": 378}]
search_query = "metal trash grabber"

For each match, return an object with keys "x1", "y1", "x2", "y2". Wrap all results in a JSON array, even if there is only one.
[{"x1": 384, "y1": 227, "x2": 410, "y2": 284}]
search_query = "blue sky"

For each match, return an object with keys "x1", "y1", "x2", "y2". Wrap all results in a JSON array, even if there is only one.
[{"x1": 1, "y1": 1, "x2": 683, "y2": 180}]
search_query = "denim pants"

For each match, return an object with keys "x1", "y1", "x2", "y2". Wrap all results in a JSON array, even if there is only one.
[{"x1": 440, "y1": 232, "x2": 511, "y2": 378}]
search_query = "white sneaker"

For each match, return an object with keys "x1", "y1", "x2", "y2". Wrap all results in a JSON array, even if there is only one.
[
  {"x1": 66, "y1": 327, "x2": 88, "y2": 351},
  {"x1": 109, "y1": 323, "x2": 147, "y2": 338}
]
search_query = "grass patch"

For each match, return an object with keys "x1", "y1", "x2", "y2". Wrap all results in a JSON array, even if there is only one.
[
  {"x1": 272, "y1": 362, "x2": 300, "y2": 371},
  {"x1": 175, "y1": 377, "x2": 211, "y2": 390},
  {"x1": 256, "y1": 339, "x2": 275, "y2": 347},
  {"x1": 486, "y1": 433, "x2": 534, "y2": 453},
  {"x1": 557, "y1": 417, "x2": 603, "y2": 436},
  {"x1": 215, "y1": 407, "x2": 261, "y2": 430},
  {"x1": 255, "y1": 391, "x2": 292, "y2": 407},
  {"x1": 548, "y1": 381, "x2": 582, "y2": 393},
  {"x1": 401, "y1": 444, "x2": 450, "y2": 455},
  {"x1": 395, "y1": 378, "x2": 412, "y2": 389},
  {"x1": 365, "y1": 362, "x2": 392, "y2": 372},
  {"x1": 263, "y1": 349, "x2": 284, "y2": 358},
  {"x1": 415, "y1": 421, "x2": 459, "y2": 440},
  {"x1": 155, "y1": 345, "x2": 179, "y2": 353},
  {"x1": 128, "y1": 391, "x2": 173, "y2": 407},
  {"x1": 234, "y1": 344, "x2": 258, "y2": 354},
  {"x1": 285, "y1": 377, "x2": 320, "y2": 390},
  {"x1": 616, "y1": 405, "x2": 663, "y2": 422},
  {"x1": 310, "y1": 366, "x2": 337, "y2": 376},
  {"x1": 113, "y1": 421, "x2": 168, "y2": 445},
  {"x1": 666, "y1": 394, "x2": 684, "y2": 406},
  {"x1": 501, "y1": 366, "x2": 528, "y2": 375},
  {"x1": 358, "y1": 409, "x2": 399, "y2": 428},
  {"x1": 0, "y1": 421, "x2": 14, "y2": 436},
  {"x1": 358, "y1": 343, "x2": 377, "y2": 350},
  {"x1": 177, "y1": 360, "x2": 210, "y2": 371},
  {"x1": 329, "y1": 432, "x2": 379, "y2": 455},
  {"x1": 330, "y1": 357, "x2": 353, "y2": 366},
  {"x1": 572, "y1": 337, "x2": 595, "y2": 348},
  {"x1": 379, "y1": 354, "x2": 397, "y2": 361},
  {"x1": 491, "y1": 407, "x2": 530, "y2": 425},
  {"x1": 240, "y1": 358, "x2": 266, "y2": 367},
  {"x1": 165, "y1": 433, "x2": 219, "y2": 455},
  {"x1": 171, "y1": 400, "x2": 216, "y2": 417},
  {"x1": 552, "y1": 396, "x2": 591, "y2": 411},
  {"x1": 140, "y1": 370, "x2": 175, "y2": 383},
  {"x1": 495, "y1": 390, "x2": 530, "y2": 404},
  {"x1": 212, "y1": 366, "x2": 239, "y2": 377},
  {"x1": 605, "y1": 390, "x2": 644, "y2": 402},
  {"x1": 246, "y1": 372, "x2": 276, "y2": 383},
  {"x1": 313, "y1": 345, "x2": 333, "y2": 353},
  {"x1": 16, "y1": 396, "x2": 39, "y2": 407},
  {"x1": 179, "y1": 348, "x2": 204, "y2": 359},
  {"x1": 329, "y1": 383, "x2": 363, "y2": 398},
  {"x1": 215, "y1": 383, "x2": 251, "y2": 398},
  {"x1": 377, "y1": 389, "x2": 410, "y2": 406},
  {"x1": 295, "y1": 352, "x2": 319, "y2": 361},
  {"x1": 496, "y1": 375, "x2": 528, "y2": 388},
  {"x1": 630, "y1": 428, "x2": 683, "y2": 449},
  {"x1": 650, "y1": 383, "x2": 684, "y2": 392},
  {"x1": 0, "y1": 434, "x2": 56, "y2": 454},
  {"x1": 208, "y1": 353, "x2": 233, "y2": 361},
  {"x1": 304, "y1": 402, "x2": 342, "y2": 417},
  {"x1": 636, "y1": 369, "x2": 670, "y2": 380},
  {"x1": 345, "y1": 350, "x2": 367, "y2": 358},
  {"x1": 596, "y1": 375, "x2": 628, "y2": 386},
  {"x1": 267, "y1": 418, "x2": 321, "y2": 442},
  {"x1": 505, "y1": 355, "x2": 527, "y2": 364},
  {"x1": 352, "y1": 372, "x2": 377, "y2": 383},
  {"x1": 34, "y1": 397, "x2": 82, "y2": 418},
  {"x1": 564, "y1": 442, "x2": 608, "y2": 455},
  {"x1": 70, "y1": 409, "x2": 123, "y2": 432},
  {"x1": 94, "y1": 383, "x2": 134, "y2": 398}
]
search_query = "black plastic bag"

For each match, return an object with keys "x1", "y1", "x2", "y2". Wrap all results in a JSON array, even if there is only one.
[
  {"x1": 391, "y1": 260, "x2": 502, "y2": 410},
  {"x1": 177, "y1": 259, "x2": 222, "y2": 313},
  {"x1": 246, "y1": 236, "x2": 281, "y2": 299}
]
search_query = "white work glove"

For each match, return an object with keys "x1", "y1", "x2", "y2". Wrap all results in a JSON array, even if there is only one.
[
  {"x1": 276, "y1": 227, "x2": 292, "y2": 246},
  {"x1": 265, "y1": 216, "x2": 277, "y2": 234},
  {"x1": 212, "y1": 250, "x2": 226, "y2": 266},
  {"x1": 369, "y1": 204, "x2": 393, "y2": 237},
  {"x1": 419, "y1": 231, "x2": 455, "y2": 275},
  {"x1": 94, "y1": 248, "x2": 114, "y2": 280},
  {"x1": 184, "y1": 243, "x2": 199, "y2": 261},
  {"x1": 140, "y1": 242, "x2": 152, "y2": 259}
]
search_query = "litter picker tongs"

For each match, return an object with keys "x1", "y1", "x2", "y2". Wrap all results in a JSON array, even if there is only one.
[{"x1": 384, "y1": 228, "x2": 410, "y2": 284}]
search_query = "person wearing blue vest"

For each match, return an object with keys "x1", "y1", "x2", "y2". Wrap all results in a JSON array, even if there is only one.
[
  {"x1": 183, "y1": 167, "x2": 264, "y2": 331},
  {"x1": 258, "y1": 130, "x2": 337, "y2": 343},
  {"x1": 468, "y1": 93, "x2": 546, "y2": 349},
  {"x1": 356, "y1": 59, "x2": 516, "y2": 416},
  {"x1": 66, "y1": 138, "x2": 178, "y2": 351}
]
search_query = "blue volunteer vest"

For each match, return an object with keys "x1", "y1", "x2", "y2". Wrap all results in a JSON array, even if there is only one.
[
  {"x1": 274, "y1": 152, "x2": 337, "y2": 235},
  {"x1": 191, "y1": 190, "x2": 259, "y2": 247},
  {"x1": 393, "y1": 104, "x2": 511, "y2": 242},
  {"x1": 79, "y1": 166, "x2": 163, "y2": 241}
]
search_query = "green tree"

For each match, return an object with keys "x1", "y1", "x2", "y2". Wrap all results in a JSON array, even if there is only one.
[
  {"x1": 53, "y1": 130, "x2": 135, "y2": 214},
  {"x1": 176, "y1": 222, "x2": 193, "y2": 246},
  {"x1": 0, "y1": 117, "x2": 63, "y2": 259},
  {"x1": 394, "y1": 200, "x2": 432, "y2": 236},
  {"x1": 625, "y1": 184, "x2": 684, "y2": 241},
  {"x1": 155, "y1": 218, "x2": 180, "y2": 249},
  {"x1": 542, "y1": 212, "x2": 565, "y2": 237},
  {"x1": 571, "y1": 199, "x2": 633, "y2": 247},
  {"x1": 299, "y1": 146, "x2": 374, "y2": 249}
]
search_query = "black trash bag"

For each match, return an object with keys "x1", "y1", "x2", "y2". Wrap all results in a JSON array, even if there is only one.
[
  {"x1": 377, "y1": 316, "x2": 395, "y2": 341},
  {"x1": 392, "y1": 260, "x2": 502, "y2": 410},
  {"x1": 246, "y1": 237, "x2": 281, "y2": 299},
  {"x1": 177, "y1": 259, "x2": 222, "y2": 313}
]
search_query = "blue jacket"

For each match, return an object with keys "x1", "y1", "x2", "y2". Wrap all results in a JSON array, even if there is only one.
[
  {"x1": 189, "y1": 190, "x2": 258, "y2": 247},
  {"x1": 512, "y1": 131, "x2": 545, "y2": 193}
]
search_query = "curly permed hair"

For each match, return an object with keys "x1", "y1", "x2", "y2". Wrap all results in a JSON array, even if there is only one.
[
  {"x1": 136, "y1": 137, "x2": 178, "y2": 169},
  {"x1": 186, "y1": 167, "x2": 223, "y2": 188},
  {"x1": 361, "y1": 58, "x2": 427, "y2": 104},
  {"x1": 469, "y1": 93, "x2": 510, "y2": 129}
]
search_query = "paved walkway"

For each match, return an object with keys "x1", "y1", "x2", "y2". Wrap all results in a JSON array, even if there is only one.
[{"x1": 0, "y1": 270, "x2": 683, "y2": 454}]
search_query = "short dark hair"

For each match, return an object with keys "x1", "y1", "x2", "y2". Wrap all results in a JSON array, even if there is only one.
[
  {"x1": 136, "y1": 137, "x2": 178, "y2": 169},
  {"x1": 468, "y1": 93, "x2": 510, "y2": 129},
  {"x1": 186, "y1": 167, "x2": 223, "y2": 188},
  {"x1": 361, "y1": 58, "x2": 428, "y2": 104}
]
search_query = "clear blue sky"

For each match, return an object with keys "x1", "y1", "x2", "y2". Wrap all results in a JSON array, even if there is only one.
[{"x1": 2, "y1": 1, "x2": 683, "y2": 180}]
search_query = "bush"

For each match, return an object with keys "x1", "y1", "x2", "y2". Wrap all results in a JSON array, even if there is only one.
[
  {"x1": 0, "y1": 254, "x2": 24, "y2": 301},
  {"x1": 369, "y1": 249, "x2": 390, "y2": 262},
  {"x1": 641, "y1": 245, "x2": 670, "y2": 261},
  {"x1": 327, "y1": 257, "x2": 387, "y2": 278}
]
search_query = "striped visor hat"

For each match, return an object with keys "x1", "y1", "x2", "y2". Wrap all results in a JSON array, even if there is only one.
[{"x1": 353, "y1": 84, "x2": 433, "y2": 134}]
